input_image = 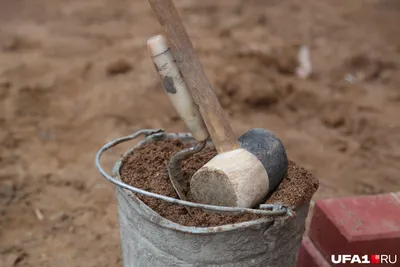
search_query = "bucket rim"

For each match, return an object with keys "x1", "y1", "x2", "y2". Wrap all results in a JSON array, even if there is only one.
[
  {"x1": 95, "y1": 129, "x2": 293, "y2": 227},
  {"x1": 113, "y1": 153, "x2": 286, "y2": 233}
]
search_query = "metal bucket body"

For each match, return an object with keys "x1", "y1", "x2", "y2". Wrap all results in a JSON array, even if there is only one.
[{"x1": 112, "y1": 133, "x2": 310, "y2": 267}]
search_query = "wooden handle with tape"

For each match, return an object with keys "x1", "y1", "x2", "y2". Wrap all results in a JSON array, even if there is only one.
[
  {"x1": 147, "y1": 35, "x2": 209, "y2": 142},
  {"x1": 147, "y1": 0, "x2": 239, "y2": 153}
]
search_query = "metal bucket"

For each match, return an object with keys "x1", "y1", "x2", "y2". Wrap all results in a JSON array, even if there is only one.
[{"x1": 96, "y1": 129, "x2": 310, "y2": 267}]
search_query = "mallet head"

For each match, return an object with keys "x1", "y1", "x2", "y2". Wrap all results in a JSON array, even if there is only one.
[
  {"x1": 239, "y1": 128, "x2": 288, "y2": 193},
  {"x1": 190, "y1": 148, "x2": 269, "y2": 208},
  {"x1": 190, "y1": 128, "x2": 288, "y2": 208}
]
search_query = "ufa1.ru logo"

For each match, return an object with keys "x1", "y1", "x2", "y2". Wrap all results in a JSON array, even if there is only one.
[{"x1": 331, "y1": 254, "x2": 397, "y2": 264}]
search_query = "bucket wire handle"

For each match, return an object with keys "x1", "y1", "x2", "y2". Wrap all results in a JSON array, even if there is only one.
[{"x1": 95, "y1": 129, "x2": 294, "y2": 216}]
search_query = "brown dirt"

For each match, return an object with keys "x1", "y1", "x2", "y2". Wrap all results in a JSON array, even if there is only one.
[
  {"x1": 119, "y1": 139, "x2": 318, "y2": 227},
  {"x1": 1, "y1": 0, "x2": 400, "y2": 266}
]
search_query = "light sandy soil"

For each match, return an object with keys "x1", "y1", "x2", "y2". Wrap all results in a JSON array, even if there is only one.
[{"x1": 1, "y1": 0, "x2": 400, "y2": 266}]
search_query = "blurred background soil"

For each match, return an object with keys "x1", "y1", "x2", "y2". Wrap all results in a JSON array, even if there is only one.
[{"x1": 1, "y1": 0, "x2": 400, "y2": 266}]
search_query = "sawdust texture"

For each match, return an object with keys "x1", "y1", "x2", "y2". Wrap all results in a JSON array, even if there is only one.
[{"x1": 120, "y1": 139, "x2": 319, "y2": 227}]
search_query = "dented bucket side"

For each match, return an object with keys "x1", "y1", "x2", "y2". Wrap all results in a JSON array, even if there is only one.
[
  {"x1": 113, "y1": 133, "x2": 309, "y2": 267},
  {"x1": 117, "y1": 186, "x2": 309, "y2": 267}
]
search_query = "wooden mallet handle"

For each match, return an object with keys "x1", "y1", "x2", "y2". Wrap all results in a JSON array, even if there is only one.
[{"x1": 147, "y1": 0, "x2": 239, "y2": 153}]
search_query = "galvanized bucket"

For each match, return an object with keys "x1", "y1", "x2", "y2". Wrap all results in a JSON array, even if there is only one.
[{"x1": 96, "y1": 129, "x2": 310, "y2": 267}]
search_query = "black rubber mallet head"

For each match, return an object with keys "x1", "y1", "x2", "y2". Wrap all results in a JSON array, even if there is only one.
[{"x1": 239, "y1": 128, "x2": 288, "y2": 194}]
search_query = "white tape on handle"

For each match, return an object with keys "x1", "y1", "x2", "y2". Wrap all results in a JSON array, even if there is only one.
[{"x1": 147, "y1": 35, "x2": 209, "y2": 142}]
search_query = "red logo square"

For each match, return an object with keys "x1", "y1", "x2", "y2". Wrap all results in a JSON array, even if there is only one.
[{"x1": 371, "y1": 255, "x2": 380, "y2": 264}]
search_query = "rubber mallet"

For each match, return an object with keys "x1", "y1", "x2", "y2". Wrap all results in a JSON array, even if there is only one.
[
  {"x1": 147, "y1": 0, "x2": 288, "y2": 208},
  {"x1": 147, "y1": 34, "x2": 288, "y2": 207}
]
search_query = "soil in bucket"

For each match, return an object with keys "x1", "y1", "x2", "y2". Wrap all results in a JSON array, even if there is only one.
[{"x1": 120, "y1": 139, "x2": 319, "y2": 227}]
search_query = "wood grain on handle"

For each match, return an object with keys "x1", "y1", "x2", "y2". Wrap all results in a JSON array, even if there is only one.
[{"x1": 147, "y1": 0, "x2": 239, "y2": 153}]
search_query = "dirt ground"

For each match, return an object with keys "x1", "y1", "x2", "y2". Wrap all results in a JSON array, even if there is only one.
[{"x1": 1, "y1": 0, "x2": 400, "y2": 266}]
